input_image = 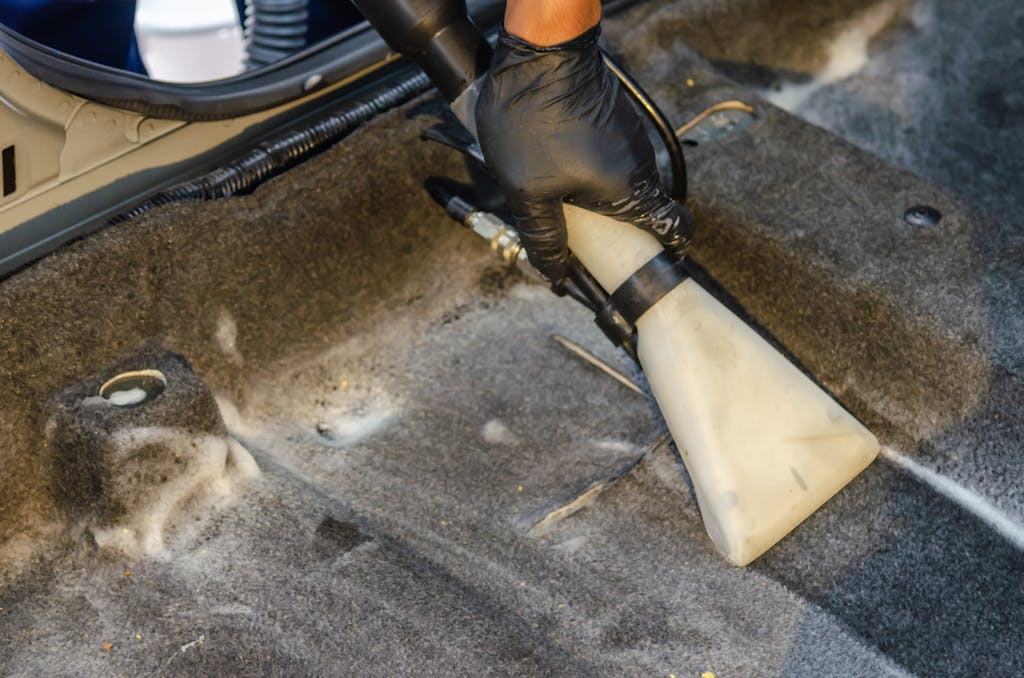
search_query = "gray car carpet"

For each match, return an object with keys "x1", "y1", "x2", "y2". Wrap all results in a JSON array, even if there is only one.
[{"x1": 1, "y1": 0, "x2": 1022, "y2": 675}]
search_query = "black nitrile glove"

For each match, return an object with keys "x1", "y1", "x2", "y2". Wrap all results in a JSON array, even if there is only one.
[{"x1": 474, "y1": 25, "x2": 693, "y2": 284}]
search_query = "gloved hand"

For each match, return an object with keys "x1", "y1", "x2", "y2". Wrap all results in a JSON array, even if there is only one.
[{"x1": 474, "y1": 25, "x2": 693, "y2": 284}]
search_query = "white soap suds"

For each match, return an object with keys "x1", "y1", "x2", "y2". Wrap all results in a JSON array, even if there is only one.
[
  {"x1": 509, "y1": 282, "x2": 551, "y2": 301},
  {"x1": 91, "y1": 426, "x2": 260, "y2": 556},
  {"x1": 227, "y1": 438, "x2": 261, "y2": 479},
  {"x1": 882, "y1": 447, "x2": 1024, "y2": 551},
  {"x1": 763, "y1": 1, "x2": 902, "y2": 110},
  {"x1": 591, "y1": 439, "x2": 636, "y2": 454},
  {"x1": 482, "y1": 419, "x2": 520, "y2": 446},
  {"x1": 106, "y1": 387, "x2": 148, "y2": 407},
  {"x1": 214, "y1": 395, "x2": 253, "y2": 437},
  {"x1": 215, "y1": 308, "x2": 243, "y2": 365},
  {"x1": 315, "y1": 408, "x2": 396, "y2": 449}
]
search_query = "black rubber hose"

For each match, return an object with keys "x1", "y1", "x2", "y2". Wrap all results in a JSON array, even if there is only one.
[
  {"x1": 601, "y1": 51, "x2": 687, "y2": 202},
  {"x1": 245, "y1": 0, "x2": 311, "y2": 69},
  {"x1": 111, "y1": 71, "x2": 431, "y2": 224}
]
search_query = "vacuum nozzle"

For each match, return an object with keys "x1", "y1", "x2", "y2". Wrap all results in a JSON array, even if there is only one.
[{"x1": 351, "y1": 0, "x2": 492, "y2": 101}]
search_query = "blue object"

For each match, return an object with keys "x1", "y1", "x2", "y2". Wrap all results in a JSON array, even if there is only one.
[
  {"x1": 0, "y1": 0, "x2": 364, "y2": 75},
  {"x1": 0, "y1": 0, "x2": 146, "y2": 73}
]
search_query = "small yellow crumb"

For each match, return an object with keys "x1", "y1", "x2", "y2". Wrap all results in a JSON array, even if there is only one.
[
  {"x1": 123, "y1": 568, "x2": 131, "y2": 577},
  {"x1": 702, "y1": 672, "x2": 715, "y2": 678},
  {"x1": 101, "y1": 642, "x2": 113, "y2": 652},
  {"x1": 440, "y1": 520, "x2": 448, "y2": 527},
  {"x1": 669, "y1": 674, "x2": 676, "y2": 678},
  {"x1": 340, "y1": 379, "x2": 349, "y2": 389},
  {"x1": 516, "y1": 485, "x2": 523, "y2": 492},
  {"x1": 200, "y1": 549, "x2": 206, "y2": 555},
  {"x1": 121, "y1": 528, "x2": 129, "y2": 534},
  {"x1": 686, "y1": 78, "x2": 695, "y2": 87},
  {"x1": 135, "y1": 634, "x2": 142, "y2": 640}
]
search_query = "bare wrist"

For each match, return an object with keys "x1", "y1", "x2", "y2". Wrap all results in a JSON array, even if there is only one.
[{"x1": 504, "y1": 0, "x2": 601, "y2": 47}]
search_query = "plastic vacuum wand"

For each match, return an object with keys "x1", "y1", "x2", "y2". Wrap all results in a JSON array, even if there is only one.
[{"x1": 364, "y1": 0, "x2": 881, "y2": 566}]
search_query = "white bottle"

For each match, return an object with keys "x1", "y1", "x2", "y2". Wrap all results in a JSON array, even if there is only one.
[{"x1": 564, "y1": 204, "x2": 879, "y2": 565}]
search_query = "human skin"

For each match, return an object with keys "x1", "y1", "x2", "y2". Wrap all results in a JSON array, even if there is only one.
[{"x1": 504, "y1": 0, "x2": 601, "y2": 46}]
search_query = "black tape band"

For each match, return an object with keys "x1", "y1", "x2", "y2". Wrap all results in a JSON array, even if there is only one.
[
  {"x1": 608, "y1": 251, "x2": 690, "y2": 326},
  {"x1": 594, "y1": 302, "x2": 635, "y2": 346}
]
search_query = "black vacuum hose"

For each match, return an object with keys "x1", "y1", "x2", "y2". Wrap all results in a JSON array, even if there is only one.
[
  {"x1": 245, "y1": 0, "x2": 310, "y2": 69},
  {"x1": 348, "y1": 0, "x2": 492, "y2": 101}
]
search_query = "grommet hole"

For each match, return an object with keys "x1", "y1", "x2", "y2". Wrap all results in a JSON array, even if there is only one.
[{"x1": 99, "y1": 369, "x2": 167, "y2": 407}]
